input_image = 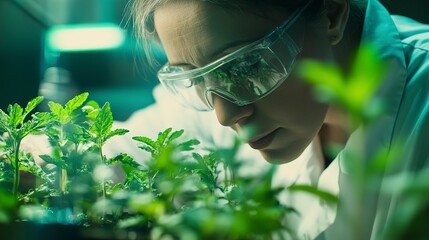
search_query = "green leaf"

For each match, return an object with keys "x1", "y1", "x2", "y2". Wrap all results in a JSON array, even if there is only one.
[
  {"x1": 82, "y1": 100, "x2": 101, "y2": 119},
  {"x1": 20, "y1": 120, "x2": 44, "y2": 137},
  {"x1": 39, "y1": 154, "x2": 65, "y2": 168},
  {"x1": 288, "y1": 184, "x2": 338, "y2": 204},
  {"x1": 65, "y1": 92, "x2": 89, "y2": 112},
  {"x1": 109, "y1": 153, "x2": 140, "y2": 168},
  {"x1": 0, "y1": 109, "x2": 10, "y2": 132},
  {"x1": 297, "y1": 61, "x2": 345, "y2": 101},
  {"x1": 297, "y1": 44, "x2": 386, "y2": 124},
  {"x1": 133, "y1": 136, "x2": 158, "y2": 152},
  {"x1": 157, "y1": 127, "x2": 172, "y2": 146},
  {"x1": 7, "y1": 104, "x2": 24, "y2": 128},
  {"x1": 346, "y1": 44, "x2": 386, "y2": 119},
  {"x1": 167, "y1": 129, "x2": 184, "y2": 143},
  {"x1": 179, "y1": 139, "x2": 200, "y2": 151},
  {"x1": 105, "y1": 128, "x2": 129, "y2": 141},
  {"x1": 23, "y1": 96, "x2": 44, "y2": 119},
  {"x1": 117, "y1": 216, "x2": 147, "y2": 229},
  {"x1": 48, "y1": 102, "x2": 64, "y2": 117},
  {"x1": 19, "y1": 112, "x2": 51, "y2": 137},
  {"x1": 93, "y1": 102, "x2": 113, "y2": 137}
]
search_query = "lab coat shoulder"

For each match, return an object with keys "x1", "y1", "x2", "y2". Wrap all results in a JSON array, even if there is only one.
[{"x1": 391, "y1": 16, "x2": 429, "y2": 169}]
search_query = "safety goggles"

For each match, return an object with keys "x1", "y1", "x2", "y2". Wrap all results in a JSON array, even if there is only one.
[{"x1": 157, "y1": 1, "x2": 312, "y2": 111}]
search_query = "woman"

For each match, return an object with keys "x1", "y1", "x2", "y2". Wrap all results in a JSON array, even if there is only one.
[{"x1": 121, "y1": 0, "x2": 429, "y2": 239}]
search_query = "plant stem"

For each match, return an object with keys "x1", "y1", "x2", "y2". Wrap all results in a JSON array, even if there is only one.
[
  {"x1": 12, "y1": 139, "x2": 21, "y2": 197},
  {"x1": 60, "y1": 168, "x2": 67, "y2": 192},
  {"x1": 59, "y1": 126, "x2": 67, "y2": 193},
  {"x1": 98, "y1": 142, "x2": 107, "y2": 220},
  {"x1": 98, "y1": 142, "x2": 106, "y2": 200}
]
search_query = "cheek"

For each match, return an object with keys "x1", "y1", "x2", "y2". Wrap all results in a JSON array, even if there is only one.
[
  {"x1": 258, "y1": 77, "x2": 328, "y2": 131},
  {"x1": 256, "y1": 79, "x2": 328, "y2": 163}
]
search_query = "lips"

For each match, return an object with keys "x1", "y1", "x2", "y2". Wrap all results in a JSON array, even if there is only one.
[{"x1": 248, "y1": 129, "x2": 279, "y2": 150}]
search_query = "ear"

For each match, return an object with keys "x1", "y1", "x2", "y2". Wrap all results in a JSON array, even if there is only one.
[{"x1": 325, "y1": 0, "x2": 349, "y2": 45}]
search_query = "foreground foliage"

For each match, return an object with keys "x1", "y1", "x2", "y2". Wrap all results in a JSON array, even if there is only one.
[{"x1": 0, "y1": 93, "x2": 325, "y2": 239}]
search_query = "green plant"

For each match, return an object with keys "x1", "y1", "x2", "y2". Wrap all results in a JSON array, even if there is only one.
[
  {"x1": 0, "y1": 96, "x2": 51, "y2": 199},
  {"x1": 0, "y1": 94, "x2": 337, "y2": 239},
  {"x1": 297, "y1": 43, "x2": 428, "y2": 240}
]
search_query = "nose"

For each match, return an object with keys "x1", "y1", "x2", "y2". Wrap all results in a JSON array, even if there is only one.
[{"x1": 211, "y1": 94, "x2": 254, "y2": 127}]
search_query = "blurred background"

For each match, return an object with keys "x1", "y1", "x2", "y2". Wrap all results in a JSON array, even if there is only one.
[
  {"x1": 0, "y1": 0, "x2": 164, "y2": 121},
  {"x1": 0, "y1": 0, "x2": 428, "y2": 121}
]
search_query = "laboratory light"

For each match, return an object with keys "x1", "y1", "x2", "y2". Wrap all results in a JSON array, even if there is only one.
[{"x1": 47, "y1": 23, "x2": 125, "y2": 52}]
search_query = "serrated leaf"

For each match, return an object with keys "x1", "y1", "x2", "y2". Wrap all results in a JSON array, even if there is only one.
[
  {"x1": 19, "y1": 119, "x2": 46, "y2": 137},
  {"x1": 23, "y1": 96, "x2": 43, "y2": 119},
  {"x1": 105, "y1": 128, "x2": 129, "y2": 141},
  {"x1": 133, "y1": 136, "x2": 157, "y2": 149},
  {"x1": 179, "y1": 139, "x2": 200, "y2": 151},
  {"x1": 48, "y1": 102, "x2": 64, "y2": 117},
  {"x1": 137, "y1": 145, "x2": 156, "y2": 155},
  {"x1": 157, "y1": 128, "x2": 172, "y2": 146},
  {"x1": 93, "y1": 102, "x2": 113, "y2": 137},
  {"x1": 8, "y1": 104, "x2": 24, "y2": 128},
  {"x1": 109, "y1": 153, "x2": 140, "y2": 168},
  {"x1": 0, "y1": 109, "x2": 10, "y2": 132},
  {"x1": 39, "y1": 154, "x2": 65, "y2": 168},
  {"x1": 20, "y1": 112, "x2": 51, "y2": 137},
  {"x1": 167, "y1": 129, "x2": 184, "y2": 143},
  {"x1": 65, "y1": 92, "x2": 89, "y2": 112},
  {"x1": 33, "y1": 112, "x2": 52, "y2": 122}
]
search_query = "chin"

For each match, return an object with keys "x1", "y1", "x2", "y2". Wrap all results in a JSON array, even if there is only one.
[
  {"x1": 260, "y1": 141, "x2": 305, "y2": 164},
  {"x1": 259, "y1": 147, "x2": 303, "y2": 165}
]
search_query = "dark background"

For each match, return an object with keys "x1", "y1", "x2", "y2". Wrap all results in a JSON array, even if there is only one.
[{"x1": 0, "y1": 0, "x2": 428, "y2": 120}]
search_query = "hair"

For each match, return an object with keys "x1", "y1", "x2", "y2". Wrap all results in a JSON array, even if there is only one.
[{"x1": 127, "y1": 0, "x2": 368, "y2": 75}]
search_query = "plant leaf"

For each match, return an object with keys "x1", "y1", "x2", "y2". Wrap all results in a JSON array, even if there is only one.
[
  {"x1": 48, "y1": 102, "x2": 64, "y2": 118},
  {"x1": 0, "y1": 109, "x2": 10, "y2": 132},
  {"x1": 109, "y1": 153, "x2": 140, "y2": 168},
  {"x1": 288, "y1": 184, "x2": 338, "y2": 204},
  {"x1": 39, "y1": 154, "x2": 66, "y2": 168},
  {"x1": 23, "y1": 96, "x2": 44, "y2": 119},
  {"x1": 7, "y1": 104, "x2": 24, "y2": 128},
  {"x1": 93, "y1": 102, "x2": 113, "y2": 137},
  {"x1": 65, "y1": 92, "x2": 89, "y2": 113},
  {"x1": 167, "y1": 129, "x2": 184, "y2": 143},
  {"x1": 105, "y1": 128, "x2": 129, "y2": 141},
  {"x1": 133, "y1": 136, "x2": 157, "y2": 151},
  {"x1": 297, "y1": 61, "x2": 345, "y2": 102},
  {"x1": 179, "y1": 139, "x2": 200, "y2": 151},
  {"x1": 157, "y1": 127, "x2": 172, "y2": 146}
]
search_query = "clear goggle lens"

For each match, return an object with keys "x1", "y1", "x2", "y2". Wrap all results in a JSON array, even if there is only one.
[{"x1": 159, "y1": 42, "x2": 298, "y2": 111}]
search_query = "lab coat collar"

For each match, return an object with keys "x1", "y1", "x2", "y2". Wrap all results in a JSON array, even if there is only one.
[
  {"x1": 302, "y1": 0, "x2": 408, "y2": 238},
  {"x1": 339, "y1": 0, "x2": 407, "y2": 174},
  {"x1": 323, "y1": 0, "x2": 408, "y2": 239}
]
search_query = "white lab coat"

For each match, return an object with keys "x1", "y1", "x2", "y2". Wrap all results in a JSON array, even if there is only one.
[{"x1": 107, "y1": 0, "x2": 429, "y2": 239}]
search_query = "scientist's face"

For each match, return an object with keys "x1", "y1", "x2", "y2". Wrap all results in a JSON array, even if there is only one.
[{"x1": 154, "y1": 0, "x2": 333, "y2": 164}]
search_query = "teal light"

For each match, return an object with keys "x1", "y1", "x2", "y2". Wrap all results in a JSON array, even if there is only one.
[{"x1": 47, "y1": 23, "x2": 125, "y2": 52}]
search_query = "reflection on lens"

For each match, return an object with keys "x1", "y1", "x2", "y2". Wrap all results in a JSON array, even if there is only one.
[{"x1": 205, "y1": 49, "x2": 287, "y2": 106}]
